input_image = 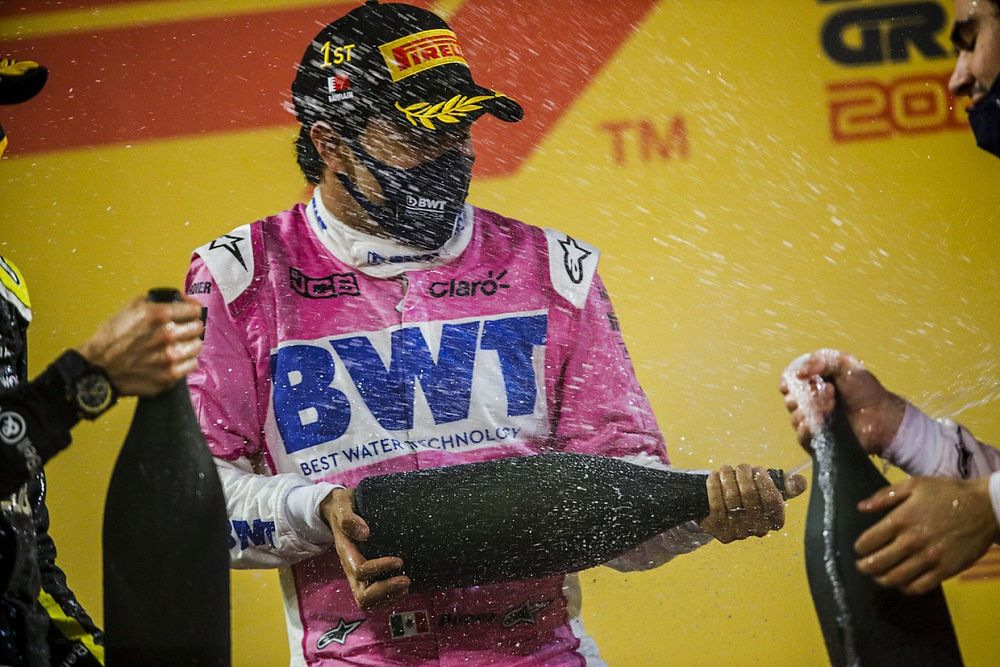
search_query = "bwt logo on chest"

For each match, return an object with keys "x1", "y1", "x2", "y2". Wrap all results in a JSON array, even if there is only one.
[{"x1": 271, "y1": 313, "x2": 548, "y2": 454}]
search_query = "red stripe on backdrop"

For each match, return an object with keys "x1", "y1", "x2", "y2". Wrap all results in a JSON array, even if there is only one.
[
  {"x1": 447, "y1": 0, "x2": 658, "y2": 177},
  {"x1": 0, "y1": 0, "x2": 656, "y2": 178},
  {"x1": 0, "y1": 3, "x2": 362, "y2": 155},
  {"x1": 0, "y1": 0, "x2": 144, "y2": 17}
]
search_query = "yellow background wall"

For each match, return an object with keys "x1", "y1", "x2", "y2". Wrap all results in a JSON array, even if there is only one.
[{"x1": 3, "y1": 0, "x2": 998, "y2": 664}]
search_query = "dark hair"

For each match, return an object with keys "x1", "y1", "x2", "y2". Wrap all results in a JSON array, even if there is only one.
[
  {"x1": 295, "y1": 125, "x2": 325, "y2": 186},
  {"x1": 294, "y1": 113, "x2": 369, "y2": 185}
]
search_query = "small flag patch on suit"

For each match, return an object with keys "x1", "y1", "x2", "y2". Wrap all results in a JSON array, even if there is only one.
[{"x1": 389, "y1": 610, "x2": 431, "y2": 638}]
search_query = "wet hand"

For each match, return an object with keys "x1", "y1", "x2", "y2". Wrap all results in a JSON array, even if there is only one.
[
  {"x1": 854, "y1": 476, "x2": 999, "y2": 595},
  {"x1": 780, "y1": 349, "x2": 905, "y2": 456},
  {"x1": 699, "y1": 464, "x2": 806, "y2": 543},
  {"x1": 320, "y1": 487, "x2": 410, "y2": 611}
]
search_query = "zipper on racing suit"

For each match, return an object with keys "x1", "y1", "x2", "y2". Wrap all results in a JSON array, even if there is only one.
[{"x1": 395, "y1": 273, "x2": 418, "y2": 472}]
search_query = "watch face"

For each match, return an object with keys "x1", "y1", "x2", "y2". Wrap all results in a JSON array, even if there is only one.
[{"x1": 76, "y1": 373, "x2": 114, "y2": 416}]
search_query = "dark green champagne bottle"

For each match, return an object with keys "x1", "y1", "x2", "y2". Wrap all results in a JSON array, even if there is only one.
[
  {"x1": 103, "y1": 288, "x2": 230, "y2": 666},
  {"x1": 803, "y1": 408, "x2": 963, "y2": 666},
  {"x1": 354, "y1": 452, "x2": 787, "y2": 590}
]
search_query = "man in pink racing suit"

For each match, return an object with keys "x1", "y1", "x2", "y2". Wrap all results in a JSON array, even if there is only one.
[{"x1": 185, "y1": 2, "x2": 804, "y2": 664}]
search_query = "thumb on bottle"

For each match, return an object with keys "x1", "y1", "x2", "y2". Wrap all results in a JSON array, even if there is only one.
[{"x1": 784, "y1": 474, "x2": 808, "y2": 498}]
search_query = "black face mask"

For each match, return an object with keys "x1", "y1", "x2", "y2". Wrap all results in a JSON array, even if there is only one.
[
  {"x1": 969, "y1": 75, "x2": 1000, "y2": 159},
  {"x1": 336, "y1": 137, "x2": 474, "y2": 251}
]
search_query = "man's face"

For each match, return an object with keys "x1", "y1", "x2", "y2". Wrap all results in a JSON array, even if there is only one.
[
  {"x1": 324, "y1": 113, "x2": 478, "y2": 248},
  {"x1": 347, "y1": 115, "x2": 474, "y2": 206},
  {"x1": 359, "y1": 115, "x2": 474, "y2": 169},
  {"x1": 949, "y1": 0, "x2": 1000, "y2": 107}
]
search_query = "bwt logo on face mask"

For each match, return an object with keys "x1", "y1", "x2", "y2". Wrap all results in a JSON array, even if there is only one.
[
  {"x1": 367, "y1": 250, "x2": 439, "y2": 265},
  {"x1": 406, "y1": 195, "x2": 447, "y2": 213},
  {"x1": 271, "y1": 313, "x2": 548, "y2": 455}
]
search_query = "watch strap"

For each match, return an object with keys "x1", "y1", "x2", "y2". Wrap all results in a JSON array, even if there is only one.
[{"x1": 54, "y1": 349, "x2": 118, "y2": 420}]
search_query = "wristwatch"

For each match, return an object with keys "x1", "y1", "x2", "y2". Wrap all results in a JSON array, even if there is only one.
[{"x1": 57, "y1": 349, "x2": 118, "y2": 420}]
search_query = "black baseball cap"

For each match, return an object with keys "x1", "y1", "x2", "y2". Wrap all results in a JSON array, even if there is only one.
[
  {"x1": 291, "y1": 0, "x2": 522, "y2": 134},
  {"x1": 1, "y1": 58, "x2": 48, "y2": 157},
  {"x1": 0, "y1": 59, "x2": 47, "y2": 106}
]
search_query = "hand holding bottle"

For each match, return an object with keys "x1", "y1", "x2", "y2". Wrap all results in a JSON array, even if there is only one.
[
  {"x1": 780, "y1": 349, "x2": 999, "y2": 595},
  {"x1": 780, "y1": 352, "x2": 965, "y2": 665},
  {"x1": 854, "y1": 475, "x2": 999, "y2": 595},
  {"x1": 320, "y1": 487, "x2": 411, "y2": 610},
  {"x1": 349, "y1": 453, "x2": 805, "y2": 591},
  {"x1": 103, "y1": 288, "x2": 227, "y2": 664},
  {"x1": 699, "y1": 464, "x2": 806, "y2": 543},
  {"x1": 78, "y1": 294, "x2": 204, "y2": 395},
  {"x1": 779, "y1": 348, "x2": 905, "y2": 456}
]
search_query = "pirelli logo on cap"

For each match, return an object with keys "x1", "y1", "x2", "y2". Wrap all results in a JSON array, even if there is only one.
[{"x1": 379, "y1": 29, "x2": 467, "y2": 82}]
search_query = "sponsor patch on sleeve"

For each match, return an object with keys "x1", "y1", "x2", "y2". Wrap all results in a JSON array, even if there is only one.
[
  {"x1": 543, "y1": 228, "x2": 599, "y2": 309},
  {"x1": 194, "y1": 224, "x2": 254, "y2": 306}
]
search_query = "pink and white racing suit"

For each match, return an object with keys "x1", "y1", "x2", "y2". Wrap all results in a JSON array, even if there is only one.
[{"x1": 185, "y1": 193, "x2": 712, "y2": 666}]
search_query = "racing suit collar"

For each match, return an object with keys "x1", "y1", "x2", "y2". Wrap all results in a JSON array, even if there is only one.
[{"x1": 305, "y1": 188, "x2": 475, "y2": 278}]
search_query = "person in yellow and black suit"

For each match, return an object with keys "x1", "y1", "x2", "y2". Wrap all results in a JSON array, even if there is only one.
[
  {"x1": 0, "y1": 260, "x2": 205, "y2": 667},
  {"x1": 2, "y1": 54, "x2": 205, "y2": 667},
  {"x1": 2, "y1": 57, "x2": 104, "y2": 666},
  {"x1": 0, "y1": 257, "x2": 106, "y2": 667}
]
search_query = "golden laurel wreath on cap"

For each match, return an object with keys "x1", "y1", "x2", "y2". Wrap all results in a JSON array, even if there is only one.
[
  {"x1": 395, "y1": 94, "x2": 496, "y2": 130},
  {"x1": 0, "y1": 59, "x2": 41, "y2": 76}
]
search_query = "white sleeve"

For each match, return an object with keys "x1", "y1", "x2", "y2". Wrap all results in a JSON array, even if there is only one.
[
  {"x1": 884, "y1": 402, "x2": 1000, "y2": 479},
  {"x1": 602, "y1": 453, "x2": 714, "y2": 572},
  {"x1": 218, "y1": 458, "x2": 341, "y2": 569}
]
